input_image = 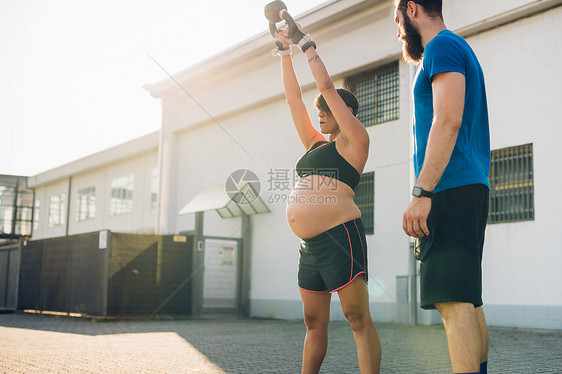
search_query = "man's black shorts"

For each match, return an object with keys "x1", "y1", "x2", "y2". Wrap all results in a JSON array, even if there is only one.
[
  {"x1": 298, "y1": 218, "x2": 368, "y2": 293},
  {"x1": 416, "y1": 184, "x2": 489, "y2": 310}
]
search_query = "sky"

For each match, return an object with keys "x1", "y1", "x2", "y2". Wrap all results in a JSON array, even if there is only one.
[{"x1": 0, "y1": 0, "x2": 329, "y2": 176}]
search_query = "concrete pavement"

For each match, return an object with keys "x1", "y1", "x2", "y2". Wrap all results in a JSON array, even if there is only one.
[{"x1": 0, "y1": 312, "x2": 561, "y2": 373}]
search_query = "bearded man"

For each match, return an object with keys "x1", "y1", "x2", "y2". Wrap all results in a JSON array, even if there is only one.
[{"x1": 394, "y1": 1, "x2": 491, "y2": 373}]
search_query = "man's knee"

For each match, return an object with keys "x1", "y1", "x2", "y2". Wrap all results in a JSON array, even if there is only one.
[{"x1": 435, "y1": 301, "x2": 475, "y2": 321}]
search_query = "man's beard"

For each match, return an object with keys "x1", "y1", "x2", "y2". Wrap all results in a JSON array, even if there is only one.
[{"x1": 400, "y1": 12, "x2": 424, "y2": 64}]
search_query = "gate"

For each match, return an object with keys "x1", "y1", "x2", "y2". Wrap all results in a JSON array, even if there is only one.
[{"x1": 202, "y1": 237, "x2": 242, "y2": 314}]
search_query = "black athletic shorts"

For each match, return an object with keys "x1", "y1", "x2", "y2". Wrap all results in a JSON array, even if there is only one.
[
  {"x1": 298, "y1": 218, "x2": 368, "y2": 293},
  {"x1": 416, "y1": 184, "x2": 489, "y2": 310}
]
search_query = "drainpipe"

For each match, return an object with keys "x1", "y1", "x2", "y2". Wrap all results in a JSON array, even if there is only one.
[
  {"x1": 11, "y1": 178, "x2": 19, "y2": 237},
  {"x1": 30, "y1": 189, "x2": 36, "y2": 237},
  {"x1": 408, "y1": 62, "x2": 418, "y2": 325},
  {"x1": 65, "y1": 176, "x2": 72, "y2": 236},
  {"x1": 155, "y1": 128, "x2": 164, "y2": 235}
]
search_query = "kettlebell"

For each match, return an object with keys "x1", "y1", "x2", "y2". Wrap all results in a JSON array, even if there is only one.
[
  {"x1": 264, "y1": 0, "x2": 287, "y2": 24},
  {"x1": 264, "y1": 0, "x2": 298, "y2": 38}
]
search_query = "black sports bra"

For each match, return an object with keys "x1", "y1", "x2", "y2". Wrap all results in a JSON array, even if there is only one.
[{"x1": 295, "y1": 141, "x2": 360, "y2": 190}]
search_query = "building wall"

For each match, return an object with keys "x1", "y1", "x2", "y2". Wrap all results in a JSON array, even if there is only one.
[
  {"x1": 32, "y1": 151, "x2": 158, "y2": 240},
  {"x1": 467, "y1": 5, "x2": 562, "y2": 329},
  {"x1": 157, "y1": 1, "x2": 415, "y2": 322},
  {"x1": 153, "y1": 0, "x2": 562, "y2": 327}
]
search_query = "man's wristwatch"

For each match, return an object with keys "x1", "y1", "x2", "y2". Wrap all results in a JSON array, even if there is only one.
[{"x1": 412, "y1": 185, "x2": 433, "y2": 198}]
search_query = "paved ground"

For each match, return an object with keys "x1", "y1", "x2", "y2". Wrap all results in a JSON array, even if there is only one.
[{"x1": 0, "y1": 312, "x2": 561, "y2": 373}]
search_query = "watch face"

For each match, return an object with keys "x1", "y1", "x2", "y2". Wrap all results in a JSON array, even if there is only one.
[{"x1": 412, "y1": 186, "x2": 421, "y2": 196}]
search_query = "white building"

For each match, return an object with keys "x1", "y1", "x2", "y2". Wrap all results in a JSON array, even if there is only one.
[
  {"x1": 30, "y1": 132, "x2": 159, "y2": 238},
  {"x1": 29, "y1": 0, "x2": 562, "y2": 329}
]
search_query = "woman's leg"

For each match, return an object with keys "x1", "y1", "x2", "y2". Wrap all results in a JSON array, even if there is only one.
[
  {"x1": 337, "y1": 275, "x2": 381, "y2": 374},
  {"x1": 300, "y1": 289, "x2": 332, "y2": 374}
]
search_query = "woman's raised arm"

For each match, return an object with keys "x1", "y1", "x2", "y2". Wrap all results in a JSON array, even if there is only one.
[
  {"x1": 277, "y1": 33, "x2": 325, "y2": 150},
  {"x1": 303, "y1": 46, "x2": 369, "y2": 148}
]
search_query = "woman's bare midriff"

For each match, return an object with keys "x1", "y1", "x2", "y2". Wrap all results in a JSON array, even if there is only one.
[{"x1": 286, "y1": 175, "x2": 361, "y2": 239}]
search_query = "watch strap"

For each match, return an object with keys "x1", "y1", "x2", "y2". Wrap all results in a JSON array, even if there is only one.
[{"x1": 412, "y1": 185, "x2": 433, "y2": 198}]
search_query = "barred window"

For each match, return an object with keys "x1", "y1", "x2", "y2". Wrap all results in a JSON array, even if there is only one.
[
  {"x1": 488, "y1": 144, "x2": 534, "y2": 224},
  {"x1": 346, "y1": 61, "x2": 400, "y2": 127},
  {"x1": 48, "y1": 193, "x2": 66, "y2": 228},
  {"x1": 76, "y1": 186, "x2": 96, "y2": 221},
  {"x1": 354, "y1": 172, "x2": 374, "y2": 235},
  {"x1": 110, "y1": 175, "x2": 134, "y2": 216}
]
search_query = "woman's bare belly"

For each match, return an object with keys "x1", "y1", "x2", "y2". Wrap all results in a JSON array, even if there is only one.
[{"x1": 286, "y1": 175, "x2": 361, "y2": 239}]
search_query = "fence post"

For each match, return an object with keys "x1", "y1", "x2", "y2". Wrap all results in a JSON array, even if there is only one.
[
  {"x1": 15, "y1": 240, "x2": 22, "y2": 310},
  {"x1": 100, "y1": 230, "x2": 110, "y2": 318},
  {"x1": 191, "y1": 212, "x2": 204, "y2": 316},
  {"x1": 240, "y1": 215, "x2": 252, "y2": 317}
]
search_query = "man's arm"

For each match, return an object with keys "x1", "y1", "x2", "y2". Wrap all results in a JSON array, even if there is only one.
[{"x1": 403, "y1": 71, "x2": 465, "y2": 238}]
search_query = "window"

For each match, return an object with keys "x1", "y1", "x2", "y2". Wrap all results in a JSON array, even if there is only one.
[
  {"x1": 16, "y1": 198, "x2": 33, "y2": 236},
  {"x1": 151, "y1": 167, "x2": 158, "y2": 209},
  {"x1": 0, "y1": 186, "x2": 15, "y2": 234},
  {"x1": 33, "y1": 200, "x2": 40, "y2": 231},
  {"x1": 346, "y1": 61, "x2": 400, "y2": 127},
  {"x1": 76, "y1": 187, "x2": 96, "y2": 221},
  {"x1": 354, "y1": 172, "x2": 375, "y2": 235},
  {"x1": 488, "y1": 143, "x2": 534, "y2": 224},
  {"x1": 48, "y1": 193, "x2": 66, "y2": 228},
  {"x1": 110, "y1": 175, "x2": 134, "y2": 216}
]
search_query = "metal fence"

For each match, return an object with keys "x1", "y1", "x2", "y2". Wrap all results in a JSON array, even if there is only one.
[
  {"x1": 17, "y1": 231, "x2": 193, "y2": 317},
  {"x1": 108, "y1": 233, "x2": 193, "y2": 316},
  {"x1": 18, "y1": 232, "x2": 106, "y2": 314}
]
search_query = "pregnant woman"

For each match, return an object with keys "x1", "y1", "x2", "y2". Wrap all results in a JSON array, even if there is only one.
[{"x1": 273, "y1": 23, "x2": 381, "y2": 374}]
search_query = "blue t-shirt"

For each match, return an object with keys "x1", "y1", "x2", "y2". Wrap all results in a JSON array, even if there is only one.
[{"x1": 413, "y1": 30, "x2": 490, "y2": 192}]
